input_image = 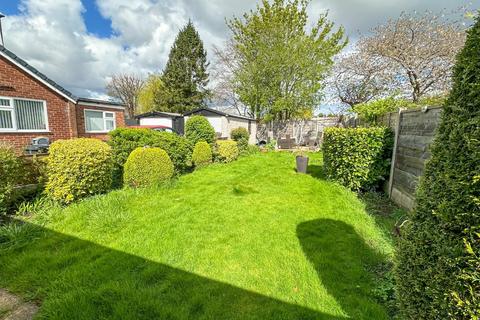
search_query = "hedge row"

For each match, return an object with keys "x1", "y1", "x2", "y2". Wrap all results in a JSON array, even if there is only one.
[
  {"x1": 4, "y1": 117, "x2": 253, "y2": 206},
  {"x1": 108, "y1": 128, "x2": 192, "y2": 185},
  {"x1": 322, "y1": 127, "x2": 393, "y2": 191}
]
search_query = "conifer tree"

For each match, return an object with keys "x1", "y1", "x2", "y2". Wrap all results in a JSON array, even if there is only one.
[
  {"x1": 395, "y1": 14, "x2": 480, "y2": 319},
  {"x1": 162, "y1": 21, "x2": 210, "y2": 113}
]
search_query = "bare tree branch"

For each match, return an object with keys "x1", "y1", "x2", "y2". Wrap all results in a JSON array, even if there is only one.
[
  {"x1": 360, "y1": 10, "x2": 466, "y2": 102},
  {"x1": 106, "y1": 74, "x2": 145, "y2": 118}
]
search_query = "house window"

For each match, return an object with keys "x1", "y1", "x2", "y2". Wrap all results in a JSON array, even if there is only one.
[
  {"x1": 85, "y1": 110, "x2": 116, "y2": 133},
  {"x1": 0, "y1": 97, "x2": 48, "y2": 132}
]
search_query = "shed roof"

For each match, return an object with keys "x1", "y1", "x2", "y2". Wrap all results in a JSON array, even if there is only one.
[
  {"x1": 183, "y1": 107, "x2": 254, "y2": 121},
  {"x1": 135, "y1": 111, "x2": 182, "y2": 119}
]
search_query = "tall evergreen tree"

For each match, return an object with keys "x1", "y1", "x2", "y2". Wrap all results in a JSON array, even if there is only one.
[
  {"x1": 162, "y1": 21, "x2": 210, "y2": 113},
  {"x1": 395, "y1": 14, "x2": 480, "y2": 319}
]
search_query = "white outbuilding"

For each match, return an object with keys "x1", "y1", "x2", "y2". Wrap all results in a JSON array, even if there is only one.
[{"x1": 184, "y1": 108, "x2": 257, "y2": 144}]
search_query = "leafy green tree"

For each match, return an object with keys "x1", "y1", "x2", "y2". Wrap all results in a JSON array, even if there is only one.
[
  {"x1": 395, "y1": 15, "x2": 480, "y2": 319},
  {"x1": 227, "y1": 0, "x2": 346, "y2": 124},
  {"x1": 137, "y1": 75, "x2": 168, "y2": 113},
  {"x1": 162, "y1": 21, "x2": 210, "y2": 113}
]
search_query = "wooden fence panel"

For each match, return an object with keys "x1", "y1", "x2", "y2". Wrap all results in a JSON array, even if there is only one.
[{"x1": 384, "y1": 106, "x2": 443, "y2": 210}]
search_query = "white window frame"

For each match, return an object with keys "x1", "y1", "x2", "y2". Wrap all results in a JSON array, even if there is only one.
[
  {"x1": 84, "y1": 109, "x2": 116, "y2": 133},
  {"x1": 0, "y1": 96, "x2": 49, "y2": 133}
]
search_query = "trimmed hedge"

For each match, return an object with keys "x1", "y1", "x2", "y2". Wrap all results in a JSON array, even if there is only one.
[
  {"x1": 154, "y1": 131, "x2": 192, "y2": 174},
  {"x1": 322, "y1": 127, "x2": 393, "y2": 191},
  {"x1": 192, "y1": 141, "x2": 212, "y2": 168},
  {"x1": 123, "y1": 147, "x2": 174, "y2": 188},
  {"x1": 216, "y1": 140, "x2": 239, "y2": 163},
  {"x1": 0, "y1": 144, "x2": 21, "y2": 213},
  {"x1": 185, "y1": 115, "x2": 216, "y2": 146},
  {"x1": 230, "y1": 127, "x2": 249, "y2": 141},
  {"x1": 395, "y1": 16, "x2": 480, "y2": 319},
  {"x1": 108, "y1": 128, "x2": 192, "y2": 185},
  {"x1": 45, "y1": 139, "x2": 113, "y2": 204}
]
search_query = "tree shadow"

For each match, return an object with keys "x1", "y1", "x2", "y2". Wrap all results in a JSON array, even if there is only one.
[
  {"x1": 0, "y1": 222, "x2": 348, "y2": 320},
  {"x1": 297, "y1": 219, "x2": 390, "y2": 320}
]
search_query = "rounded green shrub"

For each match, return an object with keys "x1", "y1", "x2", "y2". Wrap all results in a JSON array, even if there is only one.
[
  {"x1": 185, "y1": 115, "x2": 216, "y2": 146},
  {"x1": 322, "y1": 127, "x2": 393, "y2": 191},
  {"x1": 230, "y1": 127, "x2": 249, "y2": 141},
  {"x1": 109, "y1": 128, "x2": 192, "y2": 186},
  {"x1": 123, "y1": 147, "x2": 174, "y2": 188},
  {"x1": 45, "y1": 138, "x2": 113, "y2": 204},
  {"x1": 236, "y1": 137, "x2": 249, "y2": 155},
  {"x1": 192, "y1": 141, "x2": 212, "y2": 168},
  {"x1": 154, "y1": 131, "x2": 192, "y2": 174},
  {"x1": 395, "y1": 16, "x2": 480, "y2": 319},
  {"x1": 216, "y1": 140, "x2": 239, "y2": 163},
  {"x1": 0, "y1": 144, "x2": 21, "y2": 213}
]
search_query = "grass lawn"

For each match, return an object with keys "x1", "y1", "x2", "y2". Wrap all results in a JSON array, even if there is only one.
[{"x1": 0, "y1": 152, "x2": 400, "y2": 319}]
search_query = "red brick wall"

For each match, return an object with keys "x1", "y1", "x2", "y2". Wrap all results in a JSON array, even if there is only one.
[
  {"x1": 0, "y1": 55, "x2": 125, "y2": 153},
  {"x1": 0, "y1": 55, "x2": 75, "y2": 152},
  {"x1": 76, "y1": 104, "x2": 125, "y2": 141}
]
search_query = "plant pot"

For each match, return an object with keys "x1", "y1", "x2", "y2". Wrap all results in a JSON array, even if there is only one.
[{"x1": 296, "y1": 156, "x2": 309, "y2": 174}]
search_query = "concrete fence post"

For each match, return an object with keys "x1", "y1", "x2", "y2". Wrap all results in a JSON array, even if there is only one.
[{"x1": 388, "y1": 109, "x2": 403, "y2": 198}]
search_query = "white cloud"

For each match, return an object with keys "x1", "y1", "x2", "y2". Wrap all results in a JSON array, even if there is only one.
[{"x1": 2, "y1": 0, "x2": 477, "y2": 98}]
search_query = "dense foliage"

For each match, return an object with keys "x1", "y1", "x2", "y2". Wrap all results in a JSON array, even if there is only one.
[
  {"x1": 227, "y1": 0, "x2": 346, "y2": 121},
  {"x1": 396, "y1": 15, "x2": 480, "y2": 319},
  {"x1": 123, "y1": 147, "x2": 174, "y2": 188},
  {"x1": 322, "y1": 127, "x2": 393, "y2": 191},
  {"x1": 162, "y1": 21, "x2": 210, "y2": 112},
  {"x1": 137, "y1": 75, "x2": 167, "y2": 113},
  {"x1": 0, "y1": 144, "x2": 21, "y2": 213},
  {"x1": 185, "y1": 115, "x2": 216, "y2": 146},
  {"x1": 236, "y1": 138, "x2": 249, "y2": 155},
  {"x1": 355, "y1": 95, "x2": 447, "y2": 124},
  {"x1": 215, "y1": 140, "x2": 239, "y2": 163},
  {"x1": 230, "y1": 127, "x2": 249, "y2": 141},
  {"x1": 154, "y1": 131, "x2": 193, "y2": 174},
  {"x1": 192, "y1": 141, "x2": 212, "y2": 168},
  {"x1": 109, "y1": 128, "x2": 192, "y2": 185},
  {"x1": 45, "y1": 139, "x2": 113, "y2": 204}
]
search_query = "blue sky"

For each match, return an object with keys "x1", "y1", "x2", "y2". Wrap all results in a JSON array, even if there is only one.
[
  {"x1": 0, "y1": 0, "x2": 479, "y2": 112},
  {"x1": 2, "y1": 0, "x2": 114, "y2": 37}
]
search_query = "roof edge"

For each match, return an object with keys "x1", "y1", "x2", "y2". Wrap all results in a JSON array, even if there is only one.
[
  {"x1": 184, "y1": 107, "x2": 254, "y2": 120},
  {"x1": 135, "y1": 111, "x2": 182, "y2": 119},
  {"x1": 77, "y1": 98, "x2": 125, "y2": 109},
  {"x1": 0, "y1": 45, "x2": 77, "y2": 103}
]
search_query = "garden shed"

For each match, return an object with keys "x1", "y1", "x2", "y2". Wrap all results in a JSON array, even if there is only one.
[
  {"x1": 184, "y1": 107, "x2": 257, "y2": 144},
  {"x1": 134, "y1": 111, "x2": 185, "y2": 134}
]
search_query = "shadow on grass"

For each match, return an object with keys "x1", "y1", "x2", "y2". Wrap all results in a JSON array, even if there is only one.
[
  {"x1": 297, "y1": 219, "x2": 390, "y2": 320},
  {"x1": 0, "y1": 222, "x2": 349, "y2": 320},
  {"x1": 306, "y1": 163, "x2": 405, "y2": 238},
  {"x1": 307, "y1": 164, "x2": 326, "y2": 180}
]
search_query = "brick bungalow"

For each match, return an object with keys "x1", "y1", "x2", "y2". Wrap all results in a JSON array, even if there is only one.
[{"x1": 0, "y1": 45, "x2": 125, "y2": 153}]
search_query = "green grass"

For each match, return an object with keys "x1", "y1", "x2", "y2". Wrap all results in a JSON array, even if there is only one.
[{"x1": 0, "y1": 152, "x2": 399, "y2": 319}]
